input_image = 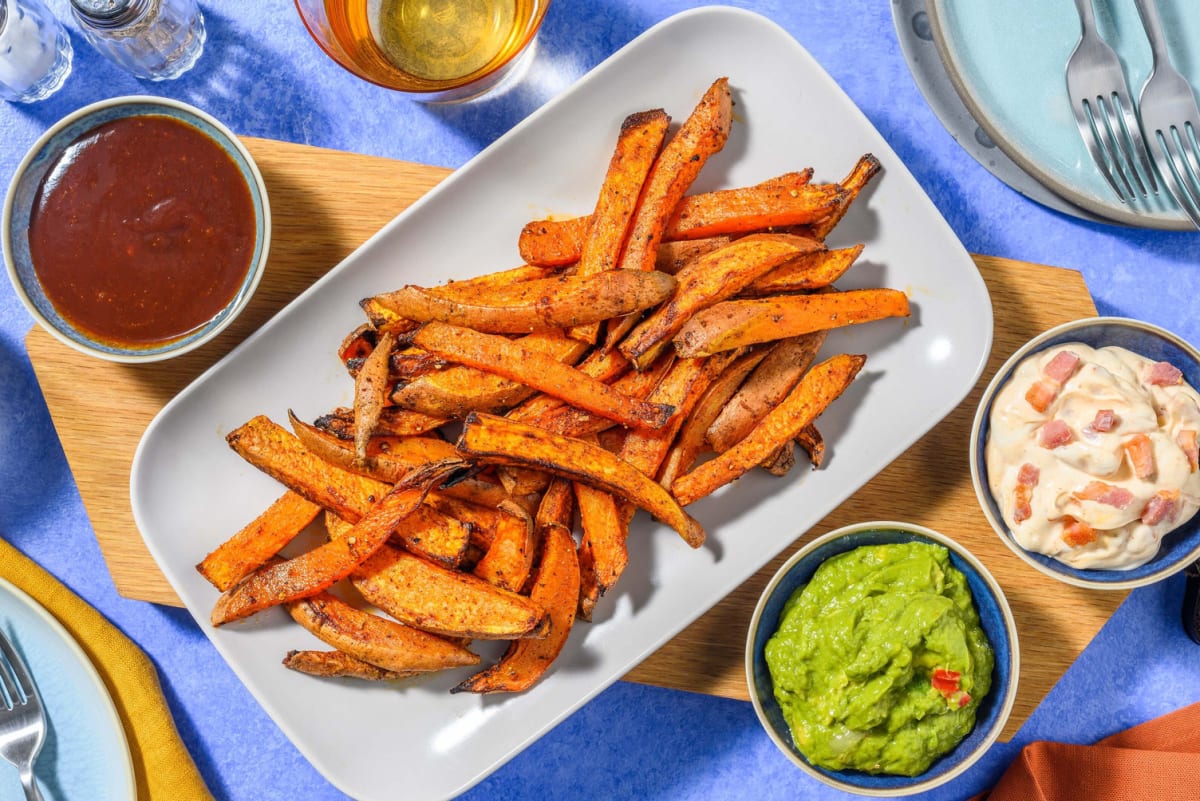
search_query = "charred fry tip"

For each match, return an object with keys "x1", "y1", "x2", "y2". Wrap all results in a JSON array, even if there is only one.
[{"x1": 621, "y1": 107, "x2": 669, "y2": 131}]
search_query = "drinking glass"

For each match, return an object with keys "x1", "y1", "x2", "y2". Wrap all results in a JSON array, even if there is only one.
[{"x1": 294, "y1": 0, "x2": 550, "y2": 103}]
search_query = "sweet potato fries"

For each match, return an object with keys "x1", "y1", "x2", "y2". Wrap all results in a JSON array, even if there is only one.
[{"x1": 198, "y1": 77, "x2": 910, "y2": 695}]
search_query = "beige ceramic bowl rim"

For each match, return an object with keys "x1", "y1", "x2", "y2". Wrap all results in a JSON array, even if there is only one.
[
  {"x1": 968, "y1": 316, "x2": 1200, "y2": 590},
  {"x1": 744, "y1": 520, "x2": 1020, "y2": 797},
  {"x1": 2, "y1": 95, "x2": 271, "y2": 363}
]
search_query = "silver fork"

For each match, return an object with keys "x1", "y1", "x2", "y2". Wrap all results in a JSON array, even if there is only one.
[
  {"x1": 1066, "y1": 0, "x2": 1158, "y2": 203},
  {"x1": 1132, "y1": 0, "x2": 1200, "y2": 228},
  {"x1": 0, "y1": 630, "x2": 45, "y2": 801}
]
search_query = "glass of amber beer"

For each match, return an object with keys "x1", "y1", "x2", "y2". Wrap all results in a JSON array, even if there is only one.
[{"x1": 294, "y1": 0, "x2": 550, "y2": 102}]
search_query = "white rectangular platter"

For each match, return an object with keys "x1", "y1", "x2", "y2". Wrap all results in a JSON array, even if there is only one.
[{"x1": 131, "y1": 7, "x2": 993, "y2": 800}]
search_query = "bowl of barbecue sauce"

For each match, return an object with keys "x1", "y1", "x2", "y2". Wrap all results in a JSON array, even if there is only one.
[{"x1": 3, "y1": 97, "x2": 269, "y2": 362}]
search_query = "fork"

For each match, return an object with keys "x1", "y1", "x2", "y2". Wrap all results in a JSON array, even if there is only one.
[
  {"x1": 1066, "y1": 0, "x2": 1158, "y2": 203},
  {"x1": 1132, "y1": 0, "x2": 1200, "y2": 228},
  {"x1": 0, "y1": 630, "x2": 45, "y2": 801}
]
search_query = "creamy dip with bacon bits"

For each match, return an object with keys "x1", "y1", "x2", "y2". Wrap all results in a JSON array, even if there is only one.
[{"x1": 986, "y1": 343, "x2": 1200, "y2": 570}]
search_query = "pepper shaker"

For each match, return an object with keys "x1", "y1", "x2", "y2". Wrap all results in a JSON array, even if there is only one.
[
  {"x1": 0, "y1": 0, "x2": 72, "y2": 102},
  {"x1": 70, "y1": 0, "x2": 205, "y2": 81}
]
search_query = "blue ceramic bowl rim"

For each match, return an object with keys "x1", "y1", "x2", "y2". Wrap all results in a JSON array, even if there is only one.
[
  {"x1": 744, "y1": 521, "x2": 1020, "y2": 797},
  {"x1": 969, "y1": 316, "x2": 1200, "y2": 590},
  {"x1": 2, "y1": 96, "x2": 270, "y2": 363}
]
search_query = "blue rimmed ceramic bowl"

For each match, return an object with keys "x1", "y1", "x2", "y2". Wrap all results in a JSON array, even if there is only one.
[
  {"x1": 745, "y1": 522, "x2": 1019, "y2": 797},
  {"x1": 2, "y1": 96, "x2": 270, "y2": 363},
  {"x1": 970, "y1": 317, "x2": 1200, "y2": 590}
]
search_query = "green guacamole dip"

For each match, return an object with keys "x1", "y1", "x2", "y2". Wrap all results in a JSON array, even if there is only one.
[{"x1": 764, "y1": 541, "x2": 993, "y2": 776}]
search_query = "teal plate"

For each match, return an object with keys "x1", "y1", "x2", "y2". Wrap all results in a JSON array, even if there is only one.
[
  {"x1": 927, "y1": 0, "x2": 1199, "y2": 230},
  {"x1": 0, "y1": 579, "x2": 133, "y2": 801}
]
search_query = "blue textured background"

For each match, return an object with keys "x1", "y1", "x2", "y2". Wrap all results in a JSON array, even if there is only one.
[{"x1": 2, "y1": 2, "x2": 1199, "y2": 800}]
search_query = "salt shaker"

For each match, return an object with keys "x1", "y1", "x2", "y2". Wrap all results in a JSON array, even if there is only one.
[
  {"x1": 70, "y1": 0, "x2": 205, "y2": 80},
  {"x1": 0, "y1": 0, "x2": 72, "y2": 103}
]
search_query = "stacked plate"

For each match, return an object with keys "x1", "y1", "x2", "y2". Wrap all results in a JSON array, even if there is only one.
[
  {"x1": 895, "y1": 0, "x2": 1200, "y2": 229},
  {"x1": 0, "y1": 580, "x2": 133, "y2": 800}
]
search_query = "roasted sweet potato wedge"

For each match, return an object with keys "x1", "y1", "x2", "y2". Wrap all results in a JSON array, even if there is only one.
[
  {"x1": 347, "y1": 543, "x2": 547, "y2": 640},
  {"x1": 196, "y1": 491, "x2": 322, "y2": 592},
  {"x1": 282, "y1": 649, "x2": 418, "y2": 681},
  {"x1": 430, "y1": 263, "x2": 562, "y2": 300},
  {"x1": 570, "y1": 108, "x2": 672, "y2": 342},
  {"x1": 452, "y1": 521, "x2": 579, "y2": 693},
  {"x1": 706, "y1": 332, "x2": 827, "y2": 453},
  {"x1": 314, "y1": 406, "x2": 448, "y2": 440},
  {"x1": 517, "y1": 169, "x2": 834, "y2": 267},
  {"x1": 389, "y1": 329, "x2": 590, "y2": 417},
  {"x1": 805, "y1": 153, "x2": 882, "y2": 241},
  {"x1": 617, "y1": 233, "x2": 820, "y2": 369},
  {"x1": 471, "y1": 503, "x2": 536, "y2": 593},
  {"x1": 655, "y1": 236, "x2": 732, "y2": 274},
  {"x1": 456, "y1": 412, "x2": 705, "y2": 548},
  {"x1": 368, "y1": 269, "x2": 676, "y2": 334},
  {"x1": 515, "y1": 349, "x2": 675, "y2": 440},
  {"x1": 604, "y1": 77, "x2": 734, "y2": 350},
  {"x1": 741, "y1": 245, "x2": 864, "y2": 296},
  {"x1": 657, "y1": 348, "x2": 769, "y2": 489},
  {"x1": 353, "y1": 329, "x2": 396, "y2": 466},
  {"x1": 616, "y1": 77, "x2": 732, "y2": 274},
  {"x1": 674, "y1": 288, "x2": 911, "y2": 358},
  {"x1": 662, "y1": 176, "x2": 846, "y2": 241},
  {"x1": 413, "y1": 322, "x2": 677, "y2": 431},
  {"x1": 210, "y1": 459, "x2": 463, "y2": 625},
  {"x1": 574, "y1": 479, "x2": 628, "y2": 621},
  {"x1": 672, "y1": 353, "x2": 866, "y2": 506},
  {"x1": 226, "y1": 415, "x2": 470, "y2": 566},
  {"x1": 292, "y1": 411, "x2": 514, "y2": 511},
  {"x1": 286, "y1": 591, "x2": 479, "y2": 673},
  {"x1": 618, "y1": 352, "x2": 739, "y2": 484}
]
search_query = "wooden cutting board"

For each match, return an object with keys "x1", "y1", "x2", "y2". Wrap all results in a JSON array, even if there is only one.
[{"x1": 25, "y1": 136, "x2": 1114, "y2": 740}]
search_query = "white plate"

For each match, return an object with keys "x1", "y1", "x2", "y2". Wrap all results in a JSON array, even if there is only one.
[
  {"x1": 130, "y1": 7, "x2": 993, "y2": 800},
  {"x1": 927, "y1": 0, "x2": 1199, "y2": 230},
  {"x1": 0, "y1": 578, "x2": 134, "y2": 801}
]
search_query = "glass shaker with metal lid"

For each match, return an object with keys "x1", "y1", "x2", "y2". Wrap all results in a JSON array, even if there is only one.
[
  {"x1": 0, "y1": 0, "x2": 73, "y2": 102},
  {"x1": 70, "y1": 0, "x2": 205, "y2": 80}
]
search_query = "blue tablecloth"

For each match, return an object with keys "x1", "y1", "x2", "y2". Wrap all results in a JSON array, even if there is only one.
[{"x1": 2, "y1": 2, "x2": 1198, "y2": 799}]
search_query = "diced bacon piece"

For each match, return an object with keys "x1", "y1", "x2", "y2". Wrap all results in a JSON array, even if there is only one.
[
  {"x1": 1061, "y1": 515, "x2": 1097, "y2": 547},
  {"x1": 1043, "y1": 350, "x2": 1082, "y2": 383},
  {"x1": 1013, "y1": 463, "x2": 1040, "y2": 523},
  {"x1": 1178, "y1": 429, "x2": 1199, "y2": 473},
  {"x1": 1123, "y1": 434, "x2": 1156, "y2": 480},
  {"x1": 1141, "y1": 490, "x2": 1181, "y2": 526},
  {"x1": 1073, "y1": 481, "x2": 1134, "y2": 509},
  {"x1": 1013, "y1": 484, "x2": 1034, "y2": 523},
  {"x1": 1146, "y1": 361, "x2": 1184, "y2": 387},
  {"x1": 1089, "y1": 409, "x2": 1118, "y2": 433},
  {"x1": 1025, "y1": 380, "x2": 1058, "y2": 413},
  {"x1": 1039, "y1": 419, "x2": 1072, "y2": 449}
]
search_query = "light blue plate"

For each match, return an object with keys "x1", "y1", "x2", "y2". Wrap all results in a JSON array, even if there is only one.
[
  {"x1": 927, "y1": 0, "x2": 1199, "y2": 229},
  {"x1": 0, "y1": 578, "x2": 133, "y2": 801}
]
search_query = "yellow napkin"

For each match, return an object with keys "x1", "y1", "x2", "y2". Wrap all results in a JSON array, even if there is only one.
[{"x1": 0, "y1": 537, "x2": 213, "y2": 801}]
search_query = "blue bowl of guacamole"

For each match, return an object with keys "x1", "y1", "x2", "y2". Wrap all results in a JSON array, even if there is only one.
[{"x1": 746, "y1": 522, "x2": 1019, "y2": 796}]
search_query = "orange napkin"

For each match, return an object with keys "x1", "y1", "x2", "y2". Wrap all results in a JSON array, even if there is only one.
[
  {"x1": 0, "y1": 537, "x2": 213, "y2": 801},
  {"x1": 979, "y1": 701, "x2": 1200, "y2": 801}
]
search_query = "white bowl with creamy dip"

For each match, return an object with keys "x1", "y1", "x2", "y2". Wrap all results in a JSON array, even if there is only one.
[{"x1": 971, "y1": 317, "x2": 1200, "y2": 590}]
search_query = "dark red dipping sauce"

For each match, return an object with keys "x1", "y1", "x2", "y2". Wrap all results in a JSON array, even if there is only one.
[{"x1": 29, "y1": 115, "x2": 256, "y2": 348}]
